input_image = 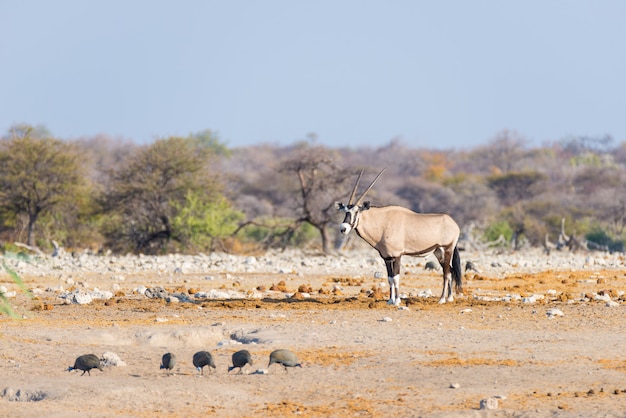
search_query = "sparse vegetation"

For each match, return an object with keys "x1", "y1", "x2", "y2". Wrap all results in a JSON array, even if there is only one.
[{"x1": 1, "y1": 125, "x2": 625, "y2": 254}]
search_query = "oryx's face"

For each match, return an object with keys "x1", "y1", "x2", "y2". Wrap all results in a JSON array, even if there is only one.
[
  {"x1": 336, "y1": 201, "x2": 370, "y2": 235},
  {"x1": 336, "y1": 203, "x2": 360, "y2": 235}
]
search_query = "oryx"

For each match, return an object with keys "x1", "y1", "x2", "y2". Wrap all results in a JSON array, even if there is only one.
[{"x1": 336, "y1": 168, "x2": 463, "y2": 305}]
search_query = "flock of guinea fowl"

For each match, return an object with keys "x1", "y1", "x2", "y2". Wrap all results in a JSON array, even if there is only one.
[{"x1": 67, "y1": 349, "x2": 302, "y2": 377}]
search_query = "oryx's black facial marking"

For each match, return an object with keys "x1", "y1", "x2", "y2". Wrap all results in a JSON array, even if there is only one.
[{"x1": 337, "y1": 203, "x2": 359, "y2": 235}]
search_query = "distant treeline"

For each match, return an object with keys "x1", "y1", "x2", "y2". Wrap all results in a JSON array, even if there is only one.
[{"x1": 1, "y1": 124, "x2": 625, "y2": 254}]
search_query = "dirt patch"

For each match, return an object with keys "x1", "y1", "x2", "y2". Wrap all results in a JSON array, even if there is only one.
[{"x1": 2, "y1": 259, "x2": 626, "y2": 417}]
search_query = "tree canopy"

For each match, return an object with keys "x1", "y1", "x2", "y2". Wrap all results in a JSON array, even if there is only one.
[{"x1": 0, "y1": 126, "x2": 84, "y2": 246}]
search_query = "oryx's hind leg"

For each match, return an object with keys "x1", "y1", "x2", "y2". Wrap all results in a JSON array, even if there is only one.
[
  {"x1": 384, "y1": 256, "x2": 402, "y2": 306},
  {"x1": 437, "y1": 246, "x2": 454, "y2": 304}
]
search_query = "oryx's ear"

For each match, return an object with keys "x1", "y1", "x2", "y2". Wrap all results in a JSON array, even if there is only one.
[
  {"x1": 362, "y1": 201, "x2": 371, "y2": 210},
  {"x1": 335, "y1": 202, "x2": 345, "y2": 211}
]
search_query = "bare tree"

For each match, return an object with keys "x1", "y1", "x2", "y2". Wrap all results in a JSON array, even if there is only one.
[{"x1": 280, "y1": 144, "x2": 355, "y2": 253}]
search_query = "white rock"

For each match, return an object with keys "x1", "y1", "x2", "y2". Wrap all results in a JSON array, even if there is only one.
[
  {"x1": 381, "y1": 317, "x2": 393, "y2": 322},
  {"x1": 480, "y1": 397, "x2": 499, "y2": 410},
  {"x1": 546, "y1": 308, "x2": 564, "y2": 318},
  {"x1": 179, "y1": 262, "x2": 194, "y2": 274},
  {"x1": 101, "y1": 351, "x2": 127, "y2": 367},
  {"x1": 594, "y1": 293, "x2": 611, "y2": 302},
  {"x1": 72, "y1": 291, "x2": 93, "y2": 305},
  {"x1": 91, "y1": 289, "x2": 113, "y2": 300},
  {"x1": 606, "y1": 300, "x2": 620, "y2": 308}
]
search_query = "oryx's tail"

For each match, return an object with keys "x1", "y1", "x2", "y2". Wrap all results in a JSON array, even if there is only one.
[{"x1": 451, "y1": 246, "x2": 462, "y2": 293}]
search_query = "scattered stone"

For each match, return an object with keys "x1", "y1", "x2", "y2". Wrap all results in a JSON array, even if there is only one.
[
  {"x1": 480, "y1": 397, "x2": 499, "y2": 410},
  {"x1": 1, "y1": 387, "x2": 47, "y2": 402},
  {"x1": 69, "y1": 291, "x2": 92, "y2": 305},
  {"x1": 450, "y1": 383, "x2": 460, "y2": 389},
  {"x1": 144, "y1": 287, "x2": 168, "y2": 299},
  {"x1": 101, "y1": 352, "x2": 127, "y2": 367},
  {"x1": 546, "y1": 308, "x2": 564, "y2": 318}
]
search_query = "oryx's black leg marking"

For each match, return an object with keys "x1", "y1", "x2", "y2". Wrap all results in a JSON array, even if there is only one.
[{"x1": 384, "y1": 256, "x2": 402, "y2": 306}]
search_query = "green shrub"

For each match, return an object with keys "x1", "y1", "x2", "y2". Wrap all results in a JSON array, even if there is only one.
[{"x1": 482, "y1": 220, "x2": 513, "y2": 243}]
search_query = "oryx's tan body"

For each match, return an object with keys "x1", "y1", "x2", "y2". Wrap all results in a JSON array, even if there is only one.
[{"x1": 355, "y1": 206, "x2": 460, "y2": 259}]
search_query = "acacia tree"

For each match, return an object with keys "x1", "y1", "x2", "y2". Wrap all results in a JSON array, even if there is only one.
[
  {"x1": 281, "y1": 143, "x2": 357, "y2": 253},
  {"x1": 0, "y1": 125, "x2": 84, "y2": 247},
  {"x1": 102, "y1": 136, "x2": 233, "y2": 253}
]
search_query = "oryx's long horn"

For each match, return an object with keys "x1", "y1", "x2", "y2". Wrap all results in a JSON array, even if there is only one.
[
  {"x1": 355, "y1": 168, "x2": 386, "y2": 206},
  {"x1": 348, "y1": 169, "x2": 364, "y2": 205}
]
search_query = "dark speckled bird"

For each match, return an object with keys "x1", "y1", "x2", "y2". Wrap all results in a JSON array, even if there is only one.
[
  {"x1": 268, "y1": 349, "x2": 301, "y2": 372},
  {"x1": 228, "y1": 350, "x2": 253, "y2": 374},
  {"x1": 68, "y1": 354, "x2": 103, "y2": 376},
  {"x1": 160, "y1": 352, "x2": 176, "y2": 372},
  {"x1": 193, "y1": 351, "x2": 216, "y2": 375}
]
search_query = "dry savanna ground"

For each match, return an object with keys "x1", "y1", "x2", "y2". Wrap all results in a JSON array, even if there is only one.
[{"x1": 2, "y1": 250, "x2": 626, "y2": 417}]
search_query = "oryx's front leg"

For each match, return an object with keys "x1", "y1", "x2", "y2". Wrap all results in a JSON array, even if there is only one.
[
  {"x1": 384, "y1": 256, "x2": 402, "y2": 306},
  {"x1": 439, "y1": 272, "x2": 453, "y2": 304}
]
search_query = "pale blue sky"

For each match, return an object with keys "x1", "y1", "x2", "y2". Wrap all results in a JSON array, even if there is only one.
[{"x1": 1, "y1": 1, "x2": 625, "y2": 149}]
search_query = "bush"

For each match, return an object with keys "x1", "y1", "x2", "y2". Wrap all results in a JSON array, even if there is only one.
[
  {"x1": 585, "y1": 228, "x2": 625, "y2": 253},
  {"x1": 236, "y1": 217, "x2": 319, "y2": 249},
  {"x1": 482, "y1": 220, "x2": 513, "y2": 243}
]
